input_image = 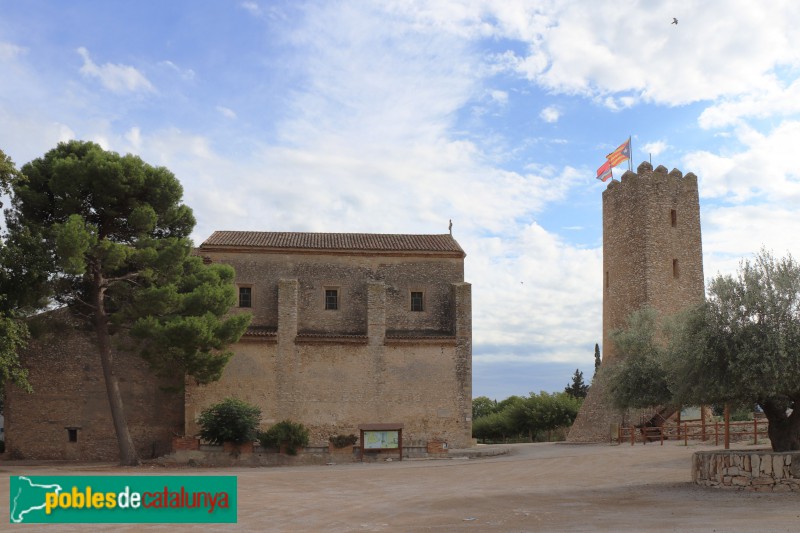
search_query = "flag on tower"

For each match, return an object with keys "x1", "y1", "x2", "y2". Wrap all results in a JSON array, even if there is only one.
[
  {"x1": 606, "y1": 137, "x2": 631, "y2": 168},
  {"x1": 596, "y1": 160, "x2": 613, "y2": 182}
]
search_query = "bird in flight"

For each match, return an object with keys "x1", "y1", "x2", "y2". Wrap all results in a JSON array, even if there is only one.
[{"x1": 672, "y1": 18, "x2": 678, "y2": 24}]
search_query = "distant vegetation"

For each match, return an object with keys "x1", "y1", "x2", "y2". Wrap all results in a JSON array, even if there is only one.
[{"x1": 472, "y1": 392, "x2": 581, "y2": 443}]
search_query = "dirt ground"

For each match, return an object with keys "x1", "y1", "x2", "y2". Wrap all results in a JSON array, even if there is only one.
[{"x1": 2, "y1": 440, "x2": 798, "y2": 532}]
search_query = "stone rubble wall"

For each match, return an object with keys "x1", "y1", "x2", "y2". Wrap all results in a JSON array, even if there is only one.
[{"x1": 693, "y1": 450, "x2": 800, "y2": 491}]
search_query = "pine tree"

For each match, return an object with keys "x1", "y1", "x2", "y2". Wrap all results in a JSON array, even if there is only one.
[
  {"x1": 594, "y1": 343, "x2": 601, "y2": 371},
  {"x1": 564, "y1": 369, "x2": 588, "y2": 399},
  {"x1": 3, "y1": 141, "x2": 251, "y2": 464}
]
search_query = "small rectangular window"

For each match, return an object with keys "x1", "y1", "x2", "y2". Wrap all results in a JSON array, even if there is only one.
[
  {"x1": 238, "y1": 287, "x2": 252, "y2": 308},
  {"x1": 605, "y1": 271, "x2": 609, "y2": 289},
  {"x1": 325, "y1": 289, "x2": 339, "y2": 310},
  {"x1": 67, "y1": 428, "x2": 78, "y2": 443},
  {"x1": 411, "y1": 291, "x2": 424, "y2": 312},
  {"x1": 671, "y1": 209, "x2": 677, "y2": 227},
  {"x1": 673, "y1": 259, "x2": 679, "y2": 279}
]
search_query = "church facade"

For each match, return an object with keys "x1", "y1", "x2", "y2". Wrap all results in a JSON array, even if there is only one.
[
  {"x1": 187, "y1": 231, "x2": 473, "y2": 449},
  {"x1": 4, "y1": 230, "x2": 473, "y2": 460}
]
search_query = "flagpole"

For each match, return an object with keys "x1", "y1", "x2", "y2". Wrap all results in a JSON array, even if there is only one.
[{"x1": 629, "y1": 135, "x2": 632, "y2": 171}]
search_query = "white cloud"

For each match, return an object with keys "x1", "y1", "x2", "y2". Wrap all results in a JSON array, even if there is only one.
[
  {"x1": 684, "y1": 120, "x2": 800, "y2": 203},
  {"x1": 240, "y1": 1, "x2": 261, "y2": 15},
  {"x1": 395, "y1": 1, "x2": 799, "y2": 111},
  {"x1": 0, "y1": 42, "x2": 25, "y2": 61},
  {"x1": 77, "y1": 47, "x2": 154, "y2": 94},
  {"x1": 158, "y1": 60, "x2": 195, "y2": 81},
  {"x1": 0, "y1": 108, "x2": 75, "y2": 163},
  {"x1": 540, "y1": 105, "x2": 560, "y2": 123},
  {"x1": 125, "y1": 127, "x2": 142, "y2": 151},
  {"x1": 489, "y1": 89, "x2": 508, "y2": 105},
  {"x1": 702, "y1": 204, "x2": 800, "y2": 280},
  {"x1": 699, "y1": 77, "x2": 800, "y2": 129},
  {"x1": 642, "y1": 140, "x2": 668, "y2": 156},
  {"x1": 216, "y1": 106, "x2": 237, "y2": 119}
]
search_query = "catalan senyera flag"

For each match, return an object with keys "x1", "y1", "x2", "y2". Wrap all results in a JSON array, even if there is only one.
[
  {"x1": 606, "y1": 137, "x2": 631, "y2": 168},
  {"x1": 596, "y1": 160, "x2": 613, "y2": 182}
]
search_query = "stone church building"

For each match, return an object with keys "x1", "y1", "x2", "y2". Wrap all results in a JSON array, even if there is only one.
[{"x1": 4, "y1": 231, "x2": 473, "y2": 460}]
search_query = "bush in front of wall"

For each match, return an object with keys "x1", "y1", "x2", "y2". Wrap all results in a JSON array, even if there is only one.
[
  {"x1": 258, "y1": 420, "x2": 310, "y2": 455},
  {"x1": 197, "y1": 397, "x2": 261, "y2": 445},
  {"x1": 329, "y1": 434, "x2": 358, "y2": 448}
]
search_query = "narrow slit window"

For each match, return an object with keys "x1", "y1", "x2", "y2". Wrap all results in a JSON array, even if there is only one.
[
  {"x1": 411, "y1": 291, "x2": 424, "y2": 312},
  {"x1": 238, "y1": 287, "x2": 252, "y2": 308},
  {"x1": 673, "y1": 259, "x2": 679, "y2": 279},
  {"x1": 605, "y1": 271, "x2": 609, "y2": 289},
  {"x1": 671, "y1": 209, "x2": 677, "y2": 227},
  {"x1": 325, "y1": 289, "x2": 339, "y2": 310}
]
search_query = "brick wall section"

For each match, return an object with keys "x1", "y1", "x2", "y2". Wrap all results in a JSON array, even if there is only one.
[
  {"x1": 186, "y1": 238, "x2": 472, "y2": 449},
  {"x1": 5, "y1": 311, "x2": 184, "y2": 460},
  {"x1": 568, "y1": 162, "x2": 705, "y2": 443}
]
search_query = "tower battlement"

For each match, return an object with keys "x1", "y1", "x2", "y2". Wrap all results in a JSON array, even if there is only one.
[{"x1": 604, "y1": 161, "x2": 698, "y2": 199}]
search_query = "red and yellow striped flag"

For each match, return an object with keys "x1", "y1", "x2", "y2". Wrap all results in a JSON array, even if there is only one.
[{"x1": 606, "y1": 137, "x2": 631, "y2": 168}]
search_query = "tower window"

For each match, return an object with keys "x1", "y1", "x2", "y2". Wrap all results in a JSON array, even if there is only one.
[
  {"x1": 67, "y1": 428, "x2": 78, "y2": 443},
  {"x1": 238, "y1": 287, "x2": 252, "y2": 308},
  {"x1": 325, "y1": 289, "x2": 339, "y2": 310},
  {"x1": 605, "y1": 271, "x2": 609, "y2": 289},
  {"x1": 671, "y1": 209, "x2": 677, "y2": 227},
  {"x1": 411, "y1": 291, "x2": 424, "y2": 312},
  {"x1": 673, "y1": 259, "x2": 679, "y2": 279}
]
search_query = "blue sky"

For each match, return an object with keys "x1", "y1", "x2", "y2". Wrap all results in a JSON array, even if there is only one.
[{"x1": 2, "y1": 1, "x2": 800, "y2": 401}]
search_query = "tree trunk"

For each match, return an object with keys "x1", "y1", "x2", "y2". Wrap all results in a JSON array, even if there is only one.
[
  {"x1": 761, "y1": 398, "x2": 800, "y2": 452},
  {"x1": 93, "y1": 271, "x2": 139, "y2": 466}
]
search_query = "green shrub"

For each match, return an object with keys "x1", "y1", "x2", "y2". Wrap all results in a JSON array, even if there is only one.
[
  {"x1": 258, "y1": 420, "x2": 310, "y2": 455},
  {"x1": 198, "y1": 397, "x2": 261, "y2": 445},
  {"x1": 329, "y1": 434, "x2": 358, "y2": 448}
]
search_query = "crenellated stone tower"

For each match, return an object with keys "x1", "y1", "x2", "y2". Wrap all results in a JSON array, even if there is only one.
[{"x1": 567, "y1": 161, "x2": 705, "y2": 443}]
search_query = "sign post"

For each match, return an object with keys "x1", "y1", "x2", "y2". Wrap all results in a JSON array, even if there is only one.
[{"x1": 358, "y1": 423, "x2": 403, "y2": 462}]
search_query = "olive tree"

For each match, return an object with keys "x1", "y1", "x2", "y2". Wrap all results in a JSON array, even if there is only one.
[{"x1": 608, "y1": 251, "x2": 800, "y2": 452}]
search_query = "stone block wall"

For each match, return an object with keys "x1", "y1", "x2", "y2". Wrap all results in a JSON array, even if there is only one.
[
  {"x1": 186, "y1": 247, "x2": 472, "y2": 449},
  {"x1": 5, "y1": 311, "x2": 184, "y2": 461},
  {"x1": 206, "y1": 251, "x2": 464, "y2": 336},
  {"x1": 602, "y1": 162, "x2": 704, "y2": 361},
  {"x1": 693, "y1": 450, "x2": 800, "y2": 491}
]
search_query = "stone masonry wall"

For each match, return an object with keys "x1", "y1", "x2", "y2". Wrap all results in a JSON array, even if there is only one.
[
  {"x1": 207, "y1": 251, "x2": 464, "y2": 336},
  {"x1": 603, "y1": 162, "x2": 704, "y2": 362},
  {"x1": 569, "y1": 162, "x2": 705, "y2": 443},
  {"x1": 693, "y1": 450, "x2": 800, "y2": 491},
  {"x1": 185, "y1": 330, "x2": 472, "y2": 448},
  {"x1": 5, "y1": 311, "x2": 184, "y2": 461},
  {"x1": 186, "y1": 249, "x2": 472, "y2": 449}
]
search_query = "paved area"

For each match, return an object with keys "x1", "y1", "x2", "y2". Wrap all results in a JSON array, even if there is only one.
[{"x1": 2, "y1": 441, "x2": 798, "y2": 532}]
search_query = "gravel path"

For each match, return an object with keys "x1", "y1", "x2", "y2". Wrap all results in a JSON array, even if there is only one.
[{"x1": 2, "y1": 441, "x2": 797, "y2": 532}]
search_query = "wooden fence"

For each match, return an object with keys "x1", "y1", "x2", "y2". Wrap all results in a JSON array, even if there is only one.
[{"x1": 618, "y1": 418, "x2": 769, "y2": 449}]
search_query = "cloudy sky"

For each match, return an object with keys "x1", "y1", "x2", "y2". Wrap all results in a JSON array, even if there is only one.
[{"x1": 2, "y1": 1, "x2": 800, "y2": 400}]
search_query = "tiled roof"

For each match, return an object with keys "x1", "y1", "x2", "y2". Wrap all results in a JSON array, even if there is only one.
[
  {"x1": 242, "y1": 326, "x2": 277, "y2": 337},
  {"x1": 200, "y1": 231, "x2": 464, "y2": 255}
]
